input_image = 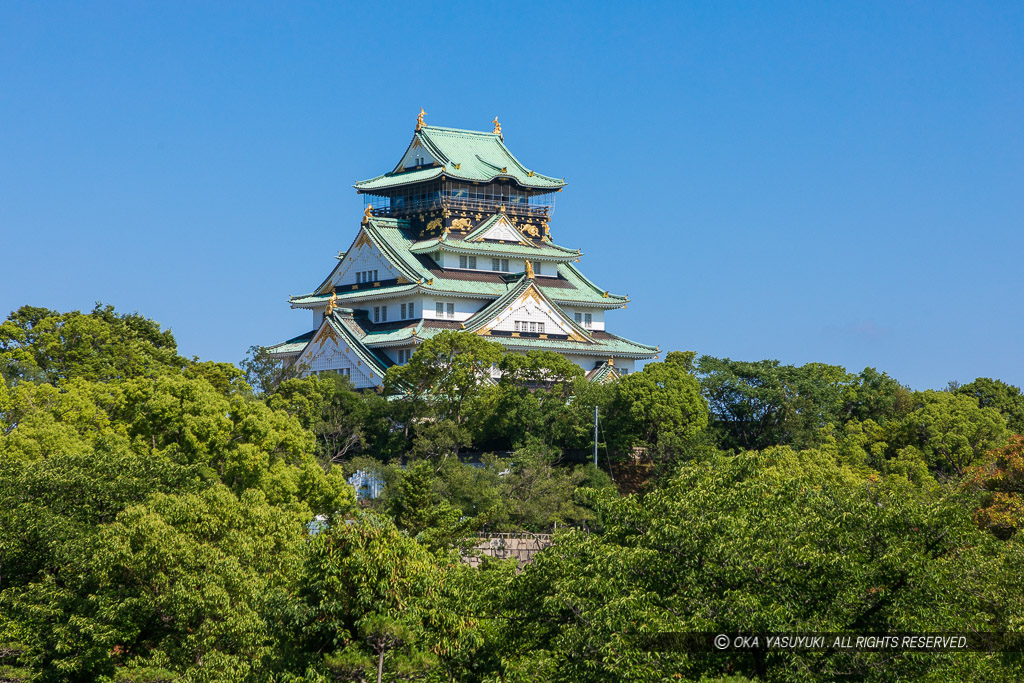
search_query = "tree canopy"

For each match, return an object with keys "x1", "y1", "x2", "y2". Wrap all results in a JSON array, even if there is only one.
[{"x1": 2, "y1": 304, "x2": 1022, "y2": 682}]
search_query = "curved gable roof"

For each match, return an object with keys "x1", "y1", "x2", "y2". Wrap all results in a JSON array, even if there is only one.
[{"x1": 355, "y1": 125, "x2": 565, "y2": 193}]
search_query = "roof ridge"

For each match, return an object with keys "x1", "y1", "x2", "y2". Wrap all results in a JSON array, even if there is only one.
[{"x1": 420, "y1": 124, "x2": 500, "y2": 137}]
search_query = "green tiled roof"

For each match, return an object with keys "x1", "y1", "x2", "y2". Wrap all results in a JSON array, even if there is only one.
[
  {"x1": 357, "y1": 217, "x2": 427, "y2": 283},
  {"x1": 409, "y1": 236, "x2": 580, "y2": 262},
  {"x1": 487, "y1": 332, "x2": 658, "y2": 358},
  {"x1": 290, "y1": 216, "x2": 627, "y2": 309},
  {"x1": 354, "y1": 125, "x2": 565, "y2": 192},
  {"x1": 586, "y1": 361, "x2": 621, "y2": 383},
  {"x1": 290, "y1": 282, "x2": 420, "y2": 308},
  {"x1": 325, "y1": 314, "x2": 392, "y2": 376},
  {"x1": 266, "y1": 329, "x2": 315, "y2": 355}
]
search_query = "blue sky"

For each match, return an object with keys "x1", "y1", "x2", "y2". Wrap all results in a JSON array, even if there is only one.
[{"x1": 2, "y1": 1, "x2": 1022, "y2": 390}]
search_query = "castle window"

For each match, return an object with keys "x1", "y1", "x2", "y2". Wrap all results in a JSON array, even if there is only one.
[
  {"x1": 401, "y1": 303, "x2": 406, "y2": 319},
  {"x1": 373, "y1": 307, "x2": 380, "y2": 323},
  {"x1": 436, "y1": 302, "x2": 444, "y2": 317},
  {"x1": 407, "y1": 301, "x2": 415, "y2": 318},
  {"x1": 575, "y1": 312, "x2": 582, "y2": 324},
  {"x1": 459, "y1": 255, "x2": 477, "y2": 269},
  {"x1": 381, "y1": 306, "x2": 387, "y2": 322},
  {"x1": 492, "y1": 258, "x2": 500, "y2": 271},
  {"x1": 585, "y1": 313, "x2": 592, "y2": 329},
  {"x1": 535, "y1": 262, "x2": 542, "y2": 275},
  {"x1": 446, "y1": 303, "x2": 455, "y2": 318}
]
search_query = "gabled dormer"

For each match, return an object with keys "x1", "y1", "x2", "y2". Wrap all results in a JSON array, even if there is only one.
[
  {"x1": 463, "y1": 274, "x2": 595, "y2": 343},
  {"x1": 465, "y1": 213, "x2": 531, "y2": 244}
]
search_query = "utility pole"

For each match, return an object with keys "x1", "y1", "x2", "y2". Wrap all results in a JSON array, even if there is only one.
[{"x1": 593, "y1": 405, "x2": 599, "y2": 467}]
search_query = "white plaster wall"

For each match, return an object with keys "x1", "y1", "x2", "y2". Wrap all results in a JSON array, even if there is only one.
[
  {"x1": 568, "y1": 308, "x2": 606, "y2": 332},
  {"x1": 335, "y1": 236, "x2": 402, "y2": 287},
  {"x1": 441, "y1": 254, "x2": 543, "y2": 275},
  {"x1": 490, "y1": 298, "x2": 572, "y2": 335},
  {"x1": 422, "y1": 296, "x2": 488, "y2": 322},
  {"x1": 398, "y1": 142, "x2": 437, "y2": 169},
  {"x1": 384, "y1": 345, "x2": 418, "y2": 365}
]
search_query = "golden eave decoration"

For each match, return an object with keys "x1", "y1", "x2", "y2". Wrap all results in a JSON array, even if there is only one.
[
  {"x1": 492, "y1": 116, "x2": 501, "y2": 136},
  {"x1": 325, "y1": 293, "x2": 338, "y2": 316},
  {"x1": 525, "y1": 260, "x2": 535, "y2": 279},
  {"x1": 362, "y1": 205, "x2": 372, "y2": 224},
  {"x1": 416, "y1": 108, "x2": 427, "y2": 131}
]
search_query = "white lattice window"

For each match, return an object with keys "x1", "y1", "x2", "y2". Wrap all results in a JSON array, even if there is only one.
[
  {"x1": 373, "y1": 307, "x2": 380, "y2": 323},
  {"x1": 446, "y1": 303, "x2": 454, "y2": 318},
  {"x1": 435, "y1": 302, "x2": 444, "y2": 316}
]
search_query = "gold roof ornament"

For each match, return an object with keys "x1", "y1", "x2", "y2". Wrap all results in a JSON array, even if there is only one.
[
  {"x1": 325, "y1": 292, "x2": 338, "y2": 316},
  {"x1": 363, "y1": 204, "x2": 372, "y2": 224},
  {"x1": 607, "y1": 357, "x2": 614, "y2": 366},
  {"x1": 492, "y1": 116, "x2": 501, "y2": 136},
  {"x1": 525, "y1": 260, "x2": 535, "y2": 279},
  {"x1": 416, "y1": 108, "x2": 427, "y2": 130}
]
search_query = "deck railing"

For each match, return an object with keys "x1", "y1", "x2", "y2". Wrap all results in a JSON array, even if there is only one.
[{"x1": 370, "y1": 196, "x2": 551, "y2": 220}]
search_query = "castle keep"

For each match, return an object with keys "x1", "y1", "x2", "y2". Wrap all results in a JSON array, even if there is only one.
[{"x1": 267, "y1": 112, "x2": 659, "y2": 388}]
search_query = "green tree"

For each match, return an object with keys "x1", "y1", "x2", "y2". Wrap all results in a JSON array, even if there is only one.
[
  {"x1": 385, "y1": 331, "x2": 504, "y2": 425},
  {"x1": 608, "y1": 353, "x2": 709, "y2": 462},
  {"x1": 239, "y1": 344, "x2": 307, "y2": 396},
  {"x1": 955, "y1": 377, "x2": 1024, "y2": 434},
  {"x1": 483, "y1": 448, "x2": 1023, "y2": 681},
  {"x1": 0, "y1": 304, "x2": 184, "y2": 384},
  {"x1": 499, "y1": 442, "x2": 610, "y2": 531},
  {"x1": 285, "y1": 513, "x2": 477, "y2": 681},
  {"x1": 841, "y1": 366, "x2": 912, "y2": 424},
  {"x1": 2, "y1": 484, "x2": 306, "y2": 681},
  {"x1": 696, "y1": 356, "x2": 857, "y2": 451},
  {"x1": 479, "y1": 351, "x2": 585, "y2": 449},
  {"x1": 896, "y1": 390, "x2": 1008, "y2": 477}
]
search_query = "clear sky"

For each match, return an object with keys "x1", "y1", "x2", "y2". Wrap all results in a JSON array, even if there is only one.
[{"x1": 2, "y1": 1, "x2": 1022, "y2": 390}]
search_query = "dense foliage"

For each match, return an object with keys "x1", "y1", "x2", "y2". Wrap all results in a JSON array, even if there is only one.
[{"x1": 1, "y1": 304, "x2": 1021, "y2": 681}]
